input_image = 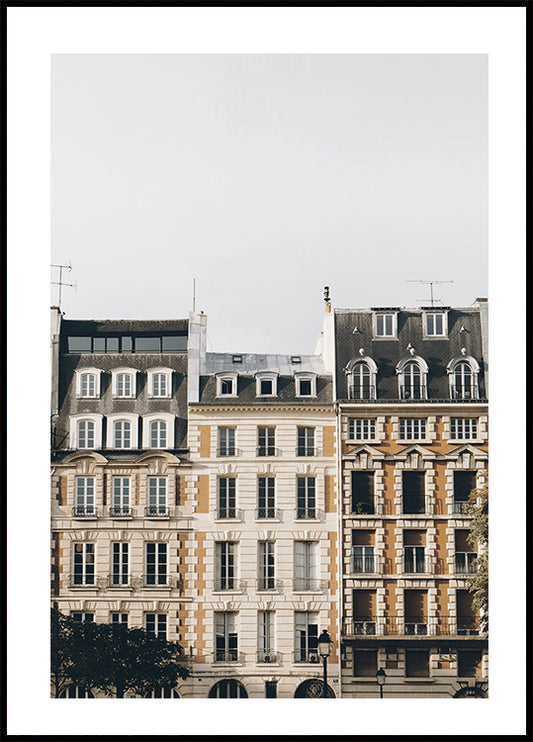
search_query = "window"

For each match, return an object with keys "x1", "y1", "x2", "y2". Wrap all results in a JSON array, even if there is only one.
[
  {"x1": 458, "y1": 650, "x2": 483, "y2": 678},
  {"x1": 77, "y1": 420, "x2": 95, "y2": 449},
  {"x1": 351, "y1": 472, "x2": 375, "y2": 515},
  {"x1": 75, "y1": 477, "x2": 95, "y2": 516},
  {"x1": 216, "y1": 374, "x2": 237, "y2": 397},
  {"x1": 349, "y1": 362, "x2": 375, "y2": 400},
  {"x1": 72, "y1": 543, "x2": 95, "y2": 585},
  {"x1": 258, "y1": 541, "x2": 275, "y2": 590},
  {"x1": 424, "y1": 312, "x2": 447, "y2": 337},
  {"x1": 257, "y1": 476, "x2": 276, "y2": 519},
  {"x1": 296, "y1": 476, "x2": 316, "y2": 519},
  {"x1": 114, "y1": 420, "x2": 132, "y2": 449},
  {"x1": 145, "y1": 688, "x2": 180, "y2": 698},
  {"x1": 405, "y1": 650, "x2": 429, "y2": 677},
  {"x1": 215, "y1": 541, "x2": 236, "y2": 591},
  {"x1": 297, "y1": 427, "x2": 315, "y2": 456},
  {"x1": 257, "y1": 426, "x2": 276, "y2": 456},
  {"x1": 352, "y1": 589, "x2": 376, "y2": 635},
  {"x1": 214, "y1": 611, "x2": 238, "y2": 662},
  {"x1": 450, "y1": 417, "x2": 478, "y2": 441},
  {"x1": 403, "y1": 530, "x2": 426, "y2": 573},
  {"x1": 68, "y1": 337, "x2": 93, "y2": 353},
  {"x1": 150, "y1": 420, "x2": 167, "y2": 449},
  {"x1": 455, "y1": 530, "x2": 477, "y2": 574},
  {"x1": 402, "y1": 472, "x2": 425, "y2": 514},
  {"x1": 258, "y1": 611, "x2": 275, "y2": 662},
  {"x1": 448, "y1": 356, "x2": 480, "y2": 400},
  {"x1": 72, "y1": 612, "x2": 94, "y2": 623},
  {"x1": 208, "y1": 679, "x2": 247, "y2": 698},
  {"x1": 111, "y1": 613, "x2": 128, "y2": 626},
  {"x1": 404, "y1": 590, "x2": 428, "y2": 635},
  {"x1": 217, "y1": 477, "x2": 236, "y2": 519},
  {"x1": 353, "y1": 650, "x2": 378, "y2": 677},
  {"x1": 145, "y1": 613, "x2": 167, "y2": 640},
  {"x1": 218, "y1": 427, "x2": 236, "y2": 456},
  {"x1": 135, "y1": 337, "x2": 160, "y2": 352},
  {"x1": 255, "y1": 373, "x2": 277, "y2": 397},
  {"x1": 399, "y1": 418, "x2": 426, "y2": 440},
  {"x1": 111, "y1": 477, "x2": 130, "y2": 516},
  {"x1": 399, "y1": 361, "x2": 427, "y2": 400},
  {"x1": 106, "y1": 414, "x2": 138, "y2": 449},
  {"x1": 453, "y1": 471, "x2": 476, "y2": 514},
  {"x1": 161, "y1": 335, "x2": 187, "y2": 352},
  {"x1": 145, "y1": 543, "x2": 167, "y2": 586},
  {"x1": 59, "y1": 686, "x2": 95, "y2": 699},
  {"x1": 75, "y1": 368, "x2": 102, "y2": 398},
  {"x1": 374, "y1": 312, "x2": 396, "y2": 337},
  {"x1": 457, "y1": 590, "x2": 479, "y2": 634},
  {"x1": 111, "y1": 542, "x2": 129, "y2": 586},
  {"x1": 111, "y1": 369, "x2": 136, "y2": 398},
  {"x1": 295, "y1": 373, "x2": 317, "y2": 398},
  {"x1": 146, "y1": 367, "x2": 172, "y2": 398},
  {"x1": 348, "y1": 418, "x2": 376, "y2": 441},
  {"x1": 294, "y1": 541, "x2": 318, "y2": 591},
  {"x1": 352, "y1": 531, "x2": 375, "y2": 573},
  {"x1": 147, "y1": 477, "x2": 167, "y2": 516},
  {"x1": 265, "y1": 681, "x2": 277, "y2": 698},
  {"x1": 294, "y1": 612, "x2": 318, "y2": 662}
]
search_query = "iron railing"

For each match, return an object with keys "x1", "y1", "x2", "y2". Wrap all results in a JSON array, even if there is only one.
[
  {"x1": 213, "y1": 649, "x2": 242, "y2": 663},
  {"x1": 108, "y1": 505, "x2": 132, "y2": 517},
  {"x1": 256, "y1": 446, "x2": 279, "y2": 457},
  {"x1": 294, "y1": 649, "x2": 321, "y2": 664},
  {"x1": 453, "y1": 501, "x2": 471, "y2": 515},
  {"x1": 455, "y1": 553, "x2": 478, "y2": 574},
  {"x1": 296, "y1": 447, "x2": 320, "y2": 457},
  {"x1": 257, "y1": 578, "x2": 282, "y2": 592},
  {"x1": 342, "y1": 616, "x2": 485, "y2": 637},
  {"x1": 214, "y1": 508, "x2": 242, "y2": 520},
  {"x1": 72, "y1": 506, "x2": 98, "y2": 517},
  {"x1": 295, "y1": 508, "x2": 320, "y2": 520},
  {"x1": 255, "y1": 507, "x2": 281, "y2": 520},
  {"x1": 348, "y1": 385, "x2": 376, "y2": 401},
  {"x1": 213, "y1": 578, "x2": 245, "y2": 592},
  {"x1": 257, "y1": 649, "x2": 278, "y2": 663},
  {"x1": 293, "y1": 578, "x2": 327, "y2": 592},
  {"x1": 145, "y1": 506, "x2": 170, "y2": 517}
]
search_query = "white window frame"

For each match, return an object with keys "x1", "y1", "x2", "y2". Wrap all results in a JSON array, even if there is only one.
[
  {"x1": 449, "y1": 417, "x2": 479, "y2": 441},
  {"x1": 258, "y1": 541, "x2": 275, "y2": 590},
  {"x1": 111, "y1": 476, "x2": 131, "y2": 516},
  {"x1": 106, "y1": 413, "x2": 139, "y2": 449},
  {"x1": 145, "y1": 542, "x2": 168, "y2": 585},
  {"x1": 70, "y1": 413, "x2": 103, "y2": 449},
  {"x1": 447, "y1": 356, "x2": 480, "y2": 400},
  {"x1": 111, "y1": 541, "x2": 129, "y2": 586},
  {"x1": 294, "y1": 611, "x2": 319, "y2": 662},
  {"x1": 145, "y1": 613, "x2": 167, "y2": 639},
  {"x1": 423, "y1": 311, "x2": 448, "y2": 338},
  {"x1": 215, "y1": 542, "x2": 237, "y2": 591},
  {"x1": 214, "y1": 611, "x2": 238, "y2": 662},
  {"x1": 75, "y1": 476, "x2": 95, "y2": 516},
  {"x1": 147, "y1": 476, "x2": 167, "y2": 516},
  {"x1": 294, "y1": 540, "x2": 318, "y2": 590},
  {"x1": 72, "y1": 542, "x2": 95, "y2": 586},
  {"x1": 373, "y1": 312, "x2": 398, "y2": 338},
  {"x1": 258, "y1": 611, "x2": 275, "y2": 660},
  {"x1": 142, "y1": 412, "x2": 175, "y2": 449},
  {"x1": 348, "y1": 418, "x2": 377, "y2": 441},
  {"x1": 216, "y1": 373, "x2": 238, "y2": 398},
  {"x1": 294, "y1": 373, "x2": 317, "y2": 398},
  {"x1": 255, "y1": 372, "x2": 278, "y2": 398},
  {"x1": 399, "y1": 418, "x2": 427, "y2": 441},
  {"x1": 75, "y1": 368, "x2": 103, "y2": 399},
  {"x1": 218, "y1": 427, "x2": 236, "y2": 456},
  {"x1": 111, "y1": 367, "x2": 137, "y2": 398},
  {"x1": 396, "y1": 356, "x2": 428, "y2": 400},
  {"x1": 146, "y1": 367, "x2": 173, "y2": 399}
]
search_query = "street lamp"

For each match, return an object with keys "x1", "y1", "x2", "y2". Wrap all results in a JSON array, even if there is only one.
[
  {"x1": 376, "y1": 667, "x2": 386, "y2": 699},
  {"x1": 317, "y1": 629, "x2": 333, "y2": 698}
]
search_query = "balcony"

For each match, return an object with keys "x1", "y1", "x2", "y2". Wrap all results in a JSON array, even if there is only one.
[
  {"x1": 256, "y1": 446, "x2": 279, "y2": 457},
  {"x1": 403, "y1": 557, "x2": 432, "y2": 575},
  {"x1": 296, "y1": 447, "x2": 320, "y2": 457},
  {"x1": 213, "y1": 578, "x2": 246, "y2": 592},
  {"x1": 213, "y1": 649, "x2": 242, "y2": 663},
  {"x1": 108, "y1": 505, "x2": 132, "y2": 517},
  {"x1": 342, "y1": 616, "x2": 486, "y2": 638},
  {"x1": 257, "y1": 649, "x2": 278, "y2": 664},
  {"x1": 145, "y1": 506, "x2": 170, "y2": 518},
  {"x1": 217, "y1": 447, "x2": 241, "y2": 457},
  {"x1": 255, "y1": 507, "x2": 281, "y2": 521},
  {"x1": 295, "y1": 508, "x2": 320, "y2": 521},
  {"x1": 455, "y1": 553, "x2": 478, "y2": 574},
  {"x1": 214, "y1": 508, "x2": 243, "y2": 521},
  {"x1": 293, "y1": 578, "x2": 328, "y2": 592},
  {"x1": 348, "y1": 385, "x2": 376, "y2": 401},
  {"x1": 256, "y1": 578, "x2": 283, "y2": 592},
  {"x1": 294, "y1": 648, "x2": 321, "y2": 664},
  {"x1": 399, "y1": 385, "x2": 427, "y2": 401},
  {"x1": 72, "y1": 506, "x2": 98, "y2": 518},
  {"x1": 68, "y1": 574, "x2": 98, "y2": 588},
  {"x1": 453, "y1": 501, "x2": 471, "y2": 516}
]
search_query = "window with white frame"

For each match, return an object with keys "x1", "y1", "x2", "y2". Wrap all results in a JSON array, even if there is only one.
[
  {"x1": 217, "y1": 477, "x2": 236, "y2": 519},
  {"x1": 257, "y1": 426, "x2": 276, "y2": 456},
  {"x1": 111, "y1": 612, "x2": 128, "y2": 626},
  {"x1": 147, "y1": 476, "x2": 167, "y2": 516},
  {"x1": 257, "y1": 476, "x2": 275, "y2": 519},
  {"x1": 373, "y1": 312, "x2": 397, "y2": 338},
  {"x1": 294, "y1": 611, "x2": 319, "y2": 662},
  {"x1": 111, "y1": 542, "x2": 129, "y2": 585},
  {"x1": 214, "y1": 611, "x2": 238, "y2": 662},
  {"x1": 295, "y1": 373, "x2": 316, "y2": 398},
  {"x1": 256, "y1": 373, "x2": 278, "y2": 397},
  {"x1": 297, "y1": 426, "x2": 315, "y2": 456},
  {"x1": 71, "y1": 612, "x2": 94, "y2": 623},
  {"x1": 75, "y1": 476, "x2": 95, "y2": 516},
  {"x1": 150, "y1": 420, "x2": 167, "y2": 449},
  {"x1": 72, "y1": 542, "x2": 95, "y2": 585},
  {"x1": 142, "y1": 413, "x2": 174, "y2": 449},
  {"x1": 449, "y1": 359, "x2": 479, "y2": 400},
  {"x1": 294, "y1": 541, "x2": 318, "y2": 591},
  {"x1": 145, "y1": 542, "x2": 168, "y2": 586},
  {"x1": 399, "y1": 418, "x2": 427, "y2": 440},
  {"x1": 258, "y1": 611, "x2": 275, "y2": 662},
  {"x1": 76, "y1": 368, "x2": 102, "y2": 398},
  {"x1": 398, "y1": 360, "x2": 427, "y2": 400},
  {"x1": 349, "y1": 362, "x2": 375, "y2": 400},
  {"x1": 352, "y1": 531, "x2": 375, "y2": 573},
  {"x1": 450, "y1": 417, "x2": 478, "y2": 441},
  {"x1": 258, "y1": 541, "x2": 275, "y2": 590},
  {"x1": 147, "y1": 368, "x2": 172, "y2": 399},
  {"x1": 348, "y1": 418, "x2": 376, "y2": 441},
  {"x1": 296, "y1": 476, "x2": 316, "y2": 519},
  {"x1": 70, "y1": 414, "x2": 103, "y2": 449},
  {"x1": 216, "y1": 374, "x2": 237, "y2": 397},
  {"x1": 218, "y1": 427, "x2": 236, "y2": 456},
  {"x1": 111, "y1": 477, "x2": 131, "y2": 516},
  {"x1": 111, "y1": 368, "x2": 137, "y2": 398},
  {"x1": 424, "y1": 311, "x2": 448, "y2": 337},
  {"x1": 145, "y1": 613, "x2": 167, "y2": 640},
  {"x1": 215, "y1": 541, "x2": 236, "y2": 591},
  {"x1": 106, "y1": 414, "x2": 138, "y2": 449},
  {"x1": 114, "y1": 420, "x2": 132, "y2": 449},
  {"x1": 77, "y1": 419, "x2": 95, "y2": 449}
]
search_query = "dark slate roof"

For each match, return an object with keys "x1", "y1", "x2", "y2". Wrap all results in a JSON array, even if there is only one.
[
  {"x1": 61, "y1": 318, "x2": 188, "y2": 334},
  {"x1": 335, "y1": 307, "x2": 486, "y2": 401},
  {"x1": 197, "y1": 373, "x2": 333, "y2": 406}
]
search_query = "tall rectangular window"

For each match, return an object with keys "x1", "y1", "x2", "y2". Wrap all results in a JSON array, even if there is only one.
[
  {"x1": 352, "y1": 590, "x2": 376, "y2": 635},
  {"x1": 297, "y1": 427, "x2": 315, "y2": 456},
  {"x1": 145, "y1": 613, "x2": 167, "y2": 640},
  {"x1": 402, "y1": 472, "x2": 425, "y2": 514},
  {"x1": 257, "y1": 427, "x2": 276, "y2": 456},
  {"x1": 351, "y1": 472, "x2": 375, "y2": 514},
  {"x1": 375, "y1": 313, "x2": 395, "y2": 337},
  {"x1": 405, "y1": 650, "x2": 429, "y2": 677},
  {"x1": 265, "y1": 681, "x2": 277, "y2": 698},
  {"x1": 111, "y1": 613, "x2": 128, "y2": 626},
  {"x1": 258, "y1": 611, "x2": 275, "y2": 662},
  {"x1": 73, "y1": 543, "x2": 95, "y2": 585},
  {"x1": 453, "y1": 471, "x2": 477, "y2": 514},
  {"x1": 116, "y1": 373, "x2": 132, "y2": 397},
  {"x1": 404, "y1": 590, "x2": 428, "y2": 635},
  {"x1": 75, "y1": 477, "x2": 95, "y2": 516},
  {"x1": 425, "y1": 312, "x2": 446, "y2": 336},
  {"x1": 218, "y1": 427, "x2": 236, "y2": 456},
  {"x1": 348, "y1": 418, "x2": 376, "y2": 441},
  {"x1": 458, "y1": 650, "x2": 483, "y2": 678},
  {"x1": 152, "y1": 373, "x2": 167, "y2": 397},
  {"x1": 114, "y1": 420, "x2": 132, "y2": 449},
  {"x1": 294, "y1": 541, "x2": 318, "y2": 591},
  {"x1": 353, "y1": 650, "x2": 378, "y2": 677},
  {"x1": 296, "y1": 476, "x2": 316, "y2": 519},
  {"x1": 258, "y1": 541, "x2": 275, "y2": 590},
  {"x1": 294, "y1": 612, "x2": 318, "y2": 662},
  {"x1": 455, "y1": 530, "x2": 477, "y2": 574},
  {"x1": 215, "y1": 542, "x2": 236, "y2": 591},
  {"x1": 450, "y1": 418, "x2": 478, "y2": 440},
  {"x1": 352, "y1": 531, "x2": 375, "y2": 573},
  {"x1": 80, "y1": 373, "x2": 96, "y2": 397},
  {"x1": 257, "y1": 476, "x2": 275, "y2": 519},
  {"x1": 77, "y1": 420, "x2": 95, "y2": 449},
  {"x1": 215, "y1": 611, "x2": 238, "y2": 662},
  {"x1": 112, "y1": 542, "x2": 129, "y2": 585},
  {"x1": 150, "y1": 420, "x2": 167, "y2": 449},
  {"x1": 145, "y1": 542, "x2": 167, "y2": 586},
  {"x1": 399, "y1": 418, "x2": 426, "y2": 440},
  {"x1": 148, "y1": 477, "x2": 167, "y2": 516},
  {"x1": 112, "y1": 477, "x2": 130, "y2": 516},
  {"x1": 217, "y1": 477, "x2": 236, "y2": 519}
]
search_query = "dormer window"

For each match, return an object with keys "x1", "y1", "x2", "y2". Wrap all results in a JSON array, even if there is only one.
[
  {"x1": 111, "y1": 368, "x2": 137, "y2": 398},
  {"x1": 255, "y1": 373, "x2": 278, "y2": 398},
  {"x1": 147, "y1": 368, "x2": 173, "y2": 399},
  {"x1": 373, "y1": 311, "x2": 397, "y2": 338},
  {"x1": 346, "y1": 357, "x2": 377, "y2": 400},
  {"x1": 423, "y1": 311, "x2": 448, "y2": 337},
  {"x1": 216, "y1": 373, "x2": 238, "y2": 398},
  {"x1": 106, "y1": 413, "x2": 139, "y2": 449},
  {"x1": 142, "y1": 413, "x2": 175, "y2": 449},
  {"x1": 75, "y1": 368, "x2": 103, "y2": 399},
  {"x1": 447, "y1": 356, "x2": 480, "y2": 400},
  {"x1": 70, "y1": 414, "x2": 103, "y2": 449},
  {"x1": 295, "y1": 373, "x2": 317, "y2": 398},
  {"x1": 396, "y1": 355, "x2": 428, "y2": 400}
]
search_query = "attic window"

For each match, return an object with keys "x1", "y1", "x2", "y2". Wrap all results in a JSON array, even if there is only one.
[
  {"x1": 291, "y1": 356, "x2": 302, "y2": 363},
  {"x1": 232, "y1": 355, "x2": 243, "y2": 363},
  {"x1": 216, "y1": 373, "x2": 238, "y2": 398},
  {"x1": 255, "y1": 372, "x2": 278, "y2": 398}
]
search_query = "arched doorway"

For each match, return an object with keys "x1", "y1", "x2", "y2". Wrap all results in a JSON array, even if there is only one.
[
  {"x1": 453, "y1": 686, "x2": 487, "y2": 698},
  {"x1": 208, "y1": 679, "x2": 248, "y2": 698},
  {"x1": 294, "y1": 679, "x2": 335, "y2": 698}
]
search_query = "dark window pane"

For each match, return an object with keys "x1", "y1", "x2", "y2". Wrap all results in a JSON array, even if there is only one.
[
  {"x1": 351, "y1": 472, "x2": 374, "y2": 514},
  {"x1": 121, "y1": 336, "x2": 133, "y2": 352},
  {"x1": 402, "y1": 472, "x2": 425, "y2": 514},
  {"x1": 135, "y1": 337, "x2": 161, "y2": 352},
  {"x1": 162, "y1": 335, "x2": 187, "y2": 351},
  {"x1": 68, "y1": 336, "x2": 92, "y2": 353},
  {"x1": 405, "y1": 650, "x2": 429, "y2": 677},
  {"x1": 299, "y1": 380, "x2": 312, "y2": 395},
  {"x1": 353, "y1": 650, "x2": 377, "y2": 677},
  {"x1": 93, "y1": 337, "x2": 105, "y2": 353},
  {"x1": 106, "y1": 337, "x2": 119, "y2": 352}
]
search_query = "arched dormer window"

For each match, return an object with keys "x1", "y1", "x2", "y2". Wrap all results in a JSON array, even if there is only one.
[
  {"x1": 142, "y1": 413, "x2": 175, "y2": 449},
  {"x1": 447, "y1": 355, "x2": 480, "y2": 400},
  {"x1": 396, "y1": 355, "x2": 428, "y2": 400},
  {"x1": 345, "y1": 356, "x2": 377, "y2": 400},
  {"x1": 75, "y1": 368, "x2": 103, "y2": 399}
]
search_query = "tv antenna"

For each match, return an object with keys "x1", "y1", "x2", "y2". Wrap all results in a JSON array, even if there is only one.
[
  {"x1": 51, "y1": 263, "x2": 76, "y2": 308},
  {"x1": 405, "y1": 279, "x2": 454, "y2": 307}
]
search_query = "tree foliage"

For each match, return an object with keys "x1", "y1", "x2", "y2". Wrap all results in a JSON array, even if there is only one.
[
  {"x1": 51, "y1": 610, "x2": 190, "y2": 698},
  {"x1": 466, "y1": 483, "x2": 488, "y2": 630}
]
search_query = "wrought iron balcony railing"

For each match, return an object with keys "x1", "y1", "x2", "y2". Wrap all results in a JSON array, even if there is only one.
[
  {"x1": 214, "y1": 508, "x2": 242, "y2": 521},
  {"x1": 342, "y1": 615, "x2": 486, "y2": 637},
  {"x1": 294, "y1": 649, "x2": 321, "y2": 664},
  {"x1": 403, "y1": 557, "x2": 433, "y2": 575},
  {"x1": 348, "y1": 385, "x2": 376, "y2": 401},
  {"x1": 399, "y1": 385, "x2": 428, "y2": 401},
  {"x1": 108, "y1": 505, "x2": 132, "y2": 517},
  {"x1": 296, "y1": 447, "x2": 321, "y2": 457},
  {"x1": 255, "y1": 507, "x2": 281, "y2": 520},
  {"x1": 257, "y1": 649, "x2": 278, "y2": 663},
  {"x1": 145, "y1": 506, "x2": 170, "y2": 517},
  {"x1": 256, "y1": 446, "x2": 279, "y2": 457},
  {"x1": 216, "y1": 447, "x2": 241, "y2": 457},
  {"x1": 72, "y1": 506, "x2": 98, "y2": 517},
  {"x1": 213, "y1": 578, "x2": 246, "y2": 592},
  {"x1": 293, "y1": 578, "x2": 328, "y2": 592},
  {"x1": 455, "y1": 553, "x2": 478, "y2": 574},
  {"x1": 213, "y1": 649, "x2": 242, "y2": 663},
  {"x1": 453, "y1": 501, "x2": 471, "y2": 515},
  {"x1": 295, "y1": 507, "x2": 320, "y2": 520},
  {"x1": 256, "y1": 578, "x2": 282, "y2": 592}
]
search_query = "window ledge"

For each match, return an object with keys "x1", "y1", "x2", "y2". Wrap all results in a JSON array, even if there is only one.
[{"x1": 404, "y1": 678, "x2": 435, "y2": 683}]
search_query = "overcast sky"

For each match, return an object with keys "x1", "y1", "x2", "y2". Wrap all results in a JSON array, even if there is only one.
[{"x1": 51, "y1": 54, "x2": 487, "y2": 354}]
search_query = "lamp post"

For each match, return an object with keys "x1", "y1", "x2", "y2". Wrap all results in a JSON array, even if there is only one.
[
  {"x1": 376, "y1": 667, "x2": 386, "y2": 699},
  {"x1": 317, "y1": 629, "x2": 333, "y2": 698}
]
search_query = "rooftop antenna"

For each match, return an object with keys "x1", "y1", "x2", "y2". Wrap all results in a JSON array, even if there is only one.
[
  {"x1": 51, "y1": 263, "x2": 76, "y2": 308},
  {"x1": 405, "y1": 279, "x2": 454, "y2": 307}
]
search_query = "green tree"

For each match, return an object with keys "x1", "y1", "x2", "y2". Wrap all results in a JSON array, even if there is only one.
[
  {"x1": 51, "y1": 609, "x2": 102, "y2": 697},
  {"x1": 466, "y1": 484, "x2": 488, "y2": 631}
]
